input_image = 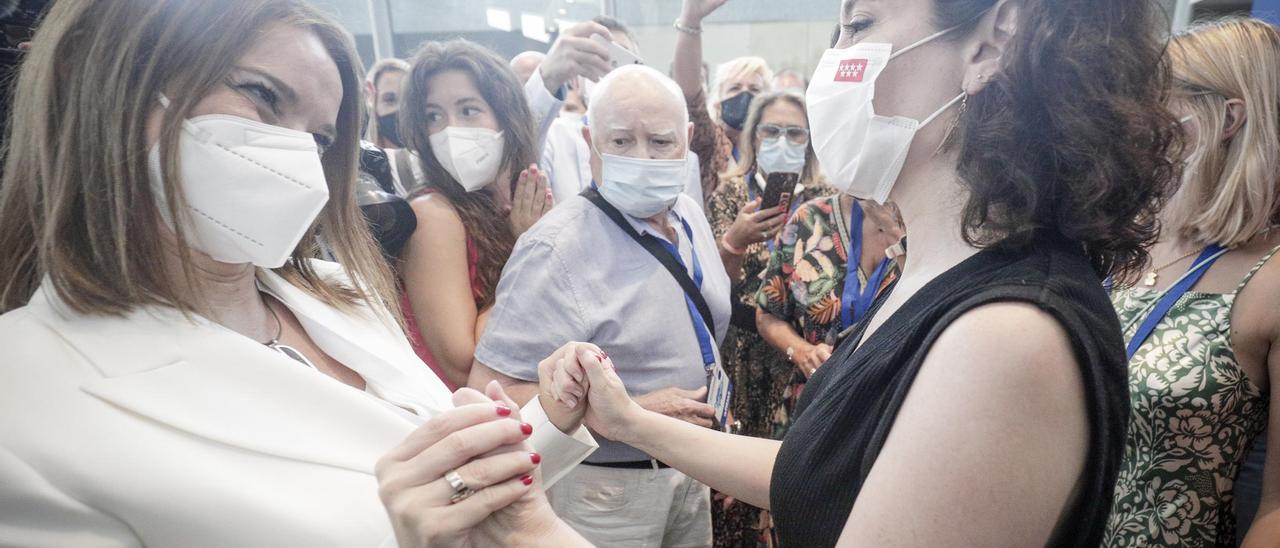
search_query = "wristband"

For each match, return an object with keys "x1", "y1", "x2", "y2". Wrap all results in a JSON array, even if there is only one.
[{"x1": 721, "y1": 234, "x2": 747, "y2": 256}]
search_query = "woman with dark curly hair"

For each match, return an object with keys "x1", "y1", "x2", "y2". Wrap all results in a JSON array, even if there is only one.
[
  {"x1": 397, "y1": 40, "x2": 554, "y2": 389},
  {"x1": 435, "y1": 0, "x2": 1182, "y2": 545}
]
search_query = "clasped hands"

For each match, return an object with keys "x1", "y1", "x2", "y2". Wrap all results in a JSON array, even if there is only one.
[{"x1": 376, "y1": 342, "x2": 712, "y2": 547}]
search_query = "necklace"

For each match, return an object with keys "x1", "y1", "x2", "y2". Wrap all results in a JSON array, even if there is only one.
[
  {"x1": 261, "y1": 294, "x2": 284, "y2": 346},
  {"x1": 1144, "y1": 248, "x2": 1202, "y2": 287},
  {"x1": 260, "y1": 292, "x2": 319, "y2": 370}
]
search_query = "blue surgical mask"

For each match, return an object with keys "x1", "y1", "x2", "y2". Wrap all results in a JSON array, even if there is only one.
[
  {"x1": 756, "y1": 136, "x2": 807, "y2": 175},
  {"x1": 598, "y1": 153, "x2": 689, "y2": 218}
]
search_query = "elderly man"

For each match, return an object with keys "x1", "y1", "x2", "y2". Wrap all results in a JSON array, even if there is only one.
[
  {"x1": 470, "y1": 65, "x2": 731, "y2": 547},
  {"x1": 537, "y1": 17, "x2": 706, "y2": 208}
]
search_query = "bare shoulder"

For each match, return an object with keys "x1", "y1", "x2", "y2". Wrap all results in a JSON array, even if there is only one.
[
  {"x1": 926, "y1": 302, "x2": 1083, "y2": 403},
  {"x1": 1237, "y1": 231, "x2": 1280, "y2": 294},
  {"x1": 409, "y1": 193, "x2": 463, "y2": 228},
  {"x1": 406, "y1": 193, "x2": 466, "y2": 244},
  {"x1": 841, "y1": 302, "x2": 1090, "y2": 546}
]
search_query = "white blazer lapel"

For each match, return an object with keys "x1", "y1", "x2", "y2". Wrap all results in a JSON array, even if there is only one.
[
  {"x1": 256, "y1": 264, "x2": 454, "y2": 417},
  {"x1": 30, "y1": 285, "x2": 416, "y2": 476}
]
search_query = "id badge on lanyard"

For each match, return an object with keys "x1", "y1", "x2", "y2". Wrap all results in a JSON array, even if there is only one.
[{"x1": 655, "y1": 219, "x2": 733, "y2": 431}]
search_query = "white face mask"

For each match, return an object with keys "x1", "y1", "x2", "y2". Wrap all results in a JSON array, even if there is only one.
[
  {"x1": 560, "y1": 110, "x2": 587, "y2": 125},
  {"x1": 429, "y1": 126, "x2": 505, "y2": 192},
  {"x1": 807, "y1": 26, "x2": 966, "y2": 203},
  {"x1": 756, "y1": 136, "x2": 808, "y2": 175},
  {"x1": 598, "y1": 153, "x2": 690, "y2": 218},
  {"x1": 148, "y1": 98, "x2": 329, "y2": 268}
]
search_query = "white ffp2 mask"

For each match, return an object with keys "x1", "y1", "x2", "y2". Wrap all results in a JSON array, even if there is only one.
[
  {"x1": 807, "y1": 27, "x2": 965, "y2": 203},
  {"x1": 148, "y1": 103, "x2": 330, "y2": 268},
  {"x1": 598, "y1": 153, "x2": 690, "y2": 218},
  {"x1": 429, "y1": 126, "x2": 505, "y2": 192}
]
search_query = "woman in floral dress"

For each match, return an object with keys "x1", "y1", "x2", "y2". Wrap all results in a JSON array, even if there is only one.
[
  {"x1": 706, "y1": 91, "x2": 834, "y2": 547},
  {"x1": 755, "y1": 195, "x2": 902, "y2": 381},
  {"x1": 1103, "y1": 18, "x2": 1280, "y2": 546},
  {"x1": 716, "y1": 187, "x2": 899, "y2": 546}
]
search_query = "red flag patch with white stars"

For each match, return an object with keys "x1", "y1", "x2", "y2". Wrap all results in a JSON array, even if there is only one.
[{"x1": 835, "y1": 59, "x2": 868, "y2": 83}]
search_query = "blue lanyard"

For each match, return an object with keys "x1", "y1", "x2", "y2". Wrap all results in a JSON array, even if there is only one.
[
  {"x1": 654, "y1": 218, "x2": 717, "y2": 370},
  {"x1": 1124, "y1": 244, "x2": 1227, "y2": 360},
  {"x1": 841, "y1": 201, "x2": 892, "y2": 330}
]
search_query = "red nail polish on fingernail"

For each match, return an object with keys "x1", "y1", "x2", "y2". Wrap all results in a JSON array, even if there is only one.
[
  {"x1": 521, "y1": 422, "x2": 533, "y2": 436},
  {"x1": 521, "y1": 475, "x2": 534, "y2": 486},
  {"x1": 531, "y1": 452, "x2": 542, "y2": 465},
  {"x1": 496, "y1": 405, "x2": 512, "y2": 417}
]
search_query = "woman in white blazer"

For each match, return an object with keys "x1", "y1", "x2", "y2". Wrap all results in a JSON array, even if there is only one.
[{"x1": 0, "y1": 1, "x2": 594, "y2": 546}]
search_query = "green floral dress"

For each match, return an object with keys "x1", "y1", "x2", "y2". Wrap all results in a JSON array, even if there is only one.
[{"x1": 1103, "y1": 246, "x2": 1280, "y2": 547}]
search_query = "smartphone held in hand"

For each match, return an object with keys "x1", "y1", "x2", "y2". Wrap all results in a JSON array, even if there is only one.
[{"x1": 761, "y1": 172, "x2": 799, "y2": 213}]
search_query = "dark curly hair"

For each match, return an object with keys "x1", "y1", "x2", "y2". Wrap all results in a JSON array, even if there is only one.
[
  {"x1": 400, "y1": 40, "x2": 539, "y2": 309},
  {"x1": 940, "y1": 0, "x2": 1180, "y2": 280}
]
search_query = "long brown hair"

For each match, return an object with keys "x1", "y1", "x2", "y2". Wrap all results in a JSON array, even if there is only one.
[
  {"x1": 0, "y1": 0, "x2": 398, "y2": 321},
  {"x1": 400, "y1": 40, "x2": 539, "y2": 309},
  {"x1": 938, "y1": 0, "x2": 1181, "y2": 281}
]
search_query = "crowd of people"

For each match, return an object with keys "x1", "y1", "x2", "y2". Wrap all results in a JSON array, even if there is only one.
[{"x1": 2, "y1": 0, "x2": 1280, "y2": 546}]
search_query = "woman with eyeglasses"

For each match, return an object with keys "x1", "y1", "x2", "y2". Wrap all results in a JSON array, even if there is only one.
[
  {"x1": 746, "y1": 94, "x2": 905, "y2": 396},
  {"x1": 705, "y1": 89, "x2": 842, "y2": 546}
]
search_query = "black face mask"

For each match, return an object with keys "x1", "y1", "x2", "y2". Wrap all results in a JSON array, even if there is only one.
[
  {"x1": 377, "y1": 111, "x2": 403, "y2": 148},
  {"x1": 720, "y1": 91, "x2": 755, "y2": 132}
]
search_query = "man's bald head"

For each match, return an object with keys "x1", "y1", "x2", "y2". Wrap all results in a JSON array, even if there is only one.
[
  {"x1": 583, "y1": 65, "x2": 693, "y2": 190},
  {"x1": 585, "y1": 65, "x2": 689, "y2": 151},
  {"x1": 509, "y1": 51, "x2": 545, "y2": 85}
]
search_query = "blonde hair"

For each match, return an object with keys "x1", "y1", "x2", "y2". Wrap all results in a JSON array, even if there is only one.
[
  {"x1": 0, "y1": 0, "x2": 399, "y2": 321},
  {"x1": 714, "y1": 56, "x2": 774, "y2": 101},
  {"x1": 730, "y1": 90, "x2": 821, "y2": 187},
  {"x1": 1168, "y1": 18, "x2": 1280, "y2": 247},
  {"x1": 364, "y1": 57, "x2": 410, "y2": 144}
]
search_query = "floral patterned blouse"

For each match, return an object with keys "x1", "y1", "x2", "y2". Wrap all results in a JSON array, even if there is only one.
[
  {"x1": 756, "y1": 195, "x2": 899, "y2": 346},
  {"x1": 706, "y1": 174, "x2": 834, "y2": 438},
  {"x1": 707, "y1": 174, "x2": 834, "y2": 548},
  {"x1": 1103, "y1": 246, "x2": 1280, "y2": 547}
]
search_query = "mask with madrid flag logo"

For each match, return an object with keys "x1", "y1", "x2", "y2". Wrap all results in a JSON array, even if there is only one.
[
  {"x1": 806, "y1": 27, "x2": 966, "y2": 203},
  {"x1": 835, "y1": 58, "x2": 869, "y2": 83}
]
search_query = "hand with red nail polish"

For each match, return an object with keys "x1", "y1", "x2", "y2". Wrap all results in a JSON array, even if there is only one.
[
  {"x1": 376, "y1": 385, "x2": 558, "y2": 548},
  {"x1": 509, "y1": 162, "x2": 554, "y2": 237},
  {"x1": 534, "y1": 341, "x2": 643, "y2": 442},
  {"x1": 534, "y1": 342, "x2": 607, "y2": 437},
  {"x1": 571, "y1": 343, "x2": 644, "y2": 442}
]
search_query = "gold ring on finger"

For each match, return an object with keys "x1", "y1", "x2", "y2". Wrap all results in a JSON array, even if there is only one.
[{"x1": 445, "y1": 469, "x2": 474, "y2": 504}]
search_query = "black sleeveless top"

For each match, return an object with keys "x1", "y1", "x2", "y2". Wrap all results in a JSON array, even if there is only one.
[{"x1": 770, "y1": 234, "x2": 1129, "y2": 547}]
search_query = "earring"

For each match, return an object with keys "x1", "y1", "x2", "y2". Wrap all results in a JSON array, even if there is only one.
[{"x1": 937, "y1": 94, "x2": 969, "y2": 154}]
